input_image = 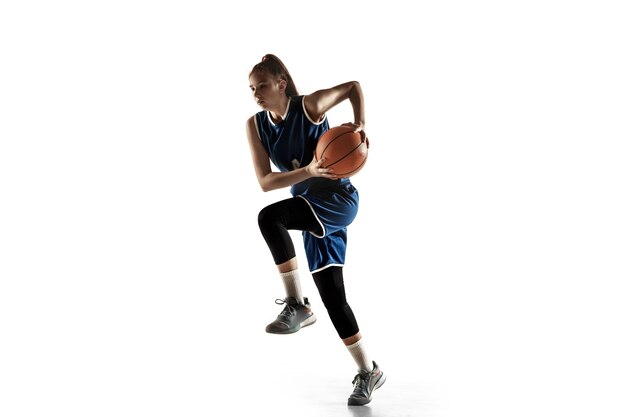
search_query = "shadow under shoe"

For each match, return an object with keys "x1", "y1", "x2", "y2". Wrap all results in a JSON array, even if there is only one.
[
  {"x1": 265, "y1": 297, "x2": 316, "y2": 334},
  {"x1": 348, "y1": 361, "x2": 386, "y2": 406}
]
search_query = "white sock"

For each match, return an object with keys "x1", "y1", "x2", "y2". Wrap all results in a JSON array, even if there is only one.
[
  {"x1": 346, "y1": 339, "x2": 374, "y2": 372},
  {"x1": 280, "y1": 270, "x2": 304, "y2": 305}
]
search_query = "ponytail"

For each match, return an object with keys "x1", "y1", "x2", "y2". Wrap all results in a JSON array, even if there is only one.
[{"x1": 250, "y1": 54, "x2": 299, "y2": 97}]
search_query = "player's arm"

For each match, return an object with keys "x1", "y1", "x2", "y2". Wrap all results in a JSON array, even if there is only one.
[
  {"x1": 304, "y1": 81, "x2": 366, "y2": 132},
  {"x1": 246, "y1": 117, "x2": 335, "y2": 192}
]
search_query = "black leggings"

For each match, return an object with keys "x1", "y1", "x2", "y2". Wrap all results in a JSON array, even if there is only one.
[
  {"x1": 257, "y1": 197, "x2": 322, "y2": 265},
  {"x1": 257, "y1": 197, "x2": 360, "y2": 339},
  {"x1": 313, "y1": 266, "x2": 360, "y2": 339}
]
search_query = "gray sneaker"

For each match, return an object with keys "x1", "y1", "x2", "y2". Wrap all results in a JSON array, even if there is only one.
[
  {"x1": 348, "y1": 361, "x2": 386, "y2": 406},
  {"x1": 265, "y1": 297, "x2": 317, "y2": 334}
]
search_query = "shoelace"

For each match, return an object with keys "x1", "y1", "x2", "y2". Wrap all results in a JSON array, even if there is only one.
[
  {"x1": 274, "y1": 298, "x2": 296, "y2": 319},
  {"x1": 352, "y1": 373, "x2": 364, "y2": 388}
]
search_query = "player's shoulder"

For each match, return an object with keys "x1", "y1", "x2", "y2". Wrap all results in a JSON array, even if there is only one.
[
  {"x1": 247, "y1": 110, "x2": 265, "y2": 125},
  {"x1": 300, "y1": 94, "x2": 326, "y2": 125},
  {"x1": 246, "y1": 115, "x2": 256, "y2": 130},
  {"x1": 246, "y1": 114, "x2": 261, "y2": 137}
]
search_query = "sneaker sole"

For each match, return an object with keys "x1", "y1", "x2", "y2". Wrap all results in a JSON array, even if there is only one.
[{"x1": 265, "y1": 314, "x2": 317, "y2": 335}]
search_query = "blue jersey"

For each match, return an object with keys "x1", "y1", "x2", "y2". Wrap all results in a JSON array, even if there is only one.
[{"x1": 254, "y1": 95, "x2": 360, "y2": 273}]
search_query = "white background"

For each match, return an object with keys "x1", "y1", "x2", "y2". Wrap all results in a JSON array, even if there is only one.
[{"x1": 1, "y1": 1, "x2": 625, "y2": 416}]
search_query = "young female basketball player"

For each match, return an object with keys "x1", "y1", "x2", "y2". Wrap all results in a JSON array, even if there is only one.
[{"x1": 246, "y1": 54, "x2": 385, "y2": 406}]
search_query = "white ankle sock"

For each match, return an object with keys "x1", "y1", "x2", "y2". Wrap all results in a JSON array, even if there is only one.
[
  {"x1": 280, "y1": 270, "x2": 304, "y2": 305},
  {"x1": 346, "y1": 339, "x2": 374, "y2": 372}
]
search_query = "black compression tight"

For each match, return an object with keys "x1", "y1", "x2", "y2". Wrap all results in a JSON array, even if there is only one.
[
  {"x1": 313, "y1": 266, "x2": 360, "y2": 339},
  {"x1": 257, "y1": 197, "x2": 322, "y2": 265}
]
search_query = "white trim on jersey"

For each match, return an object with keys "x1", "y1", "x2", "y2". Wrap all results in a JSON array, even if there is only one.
[
  {"x1": 266, "y1": 97, "x2": 292, "y2": 126},
  {"x1": 302, "y1": 95, "x2": 327, "y2": 125},
  {"x1": 296, "y1": 195, "x2": 326, "y2": 238}
]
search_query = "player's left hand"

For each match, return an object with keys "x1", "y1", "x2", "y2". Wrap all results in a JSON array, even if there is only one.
[{"x1": 341, "y1": 122, "x2": 369, "y2": 148}]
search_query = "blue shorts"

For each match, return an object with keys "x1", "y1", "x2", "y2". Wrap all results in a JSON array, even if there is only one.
[{"x1": 297, "y1": 181, "x2": 359, "y2": 273}]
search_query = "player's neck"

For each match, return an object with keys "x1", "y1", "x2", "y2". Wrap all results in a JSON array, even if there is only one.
[{"x1": 269, "y1": 96, "x2": 290, "y2": 123}]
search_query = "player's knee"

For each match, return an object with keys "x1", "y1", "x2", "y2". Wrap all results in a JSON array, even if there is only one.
[
  {"x1": 319, "y1": 289, "x2": 346, "y2": 310},
  {"x1": 257, "y1": 205, "x2": 276, "y2": 231}
]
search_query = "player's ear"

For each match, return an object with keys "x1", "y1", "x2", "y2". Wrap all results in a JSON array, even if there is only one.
[{"x1": 278, "y1": 79, "x2": 287, "y2": 91}]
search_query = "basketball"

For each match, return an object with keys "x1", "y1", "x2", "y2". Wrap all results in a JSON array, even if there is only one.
[{"x1": 315, "y1": 126, "x2": 368, "y2": 178}]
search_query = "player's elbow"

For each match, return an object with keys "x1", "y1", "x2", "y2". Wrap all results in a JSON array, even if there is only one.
[
  {"x1": 258, "y1": 177, "x2": 274, "y2": 192},
  {"x1": 346, "y1": 80, "x2": 360, "y2": 90},
  {"x1": 350, "y1": 81, "x2": 362, "y2": 93}
]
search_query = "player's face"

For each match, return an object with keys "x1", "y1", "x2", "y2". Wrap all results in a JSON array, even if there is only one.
[{"x1": 249, "y1": 72, "x2": 285, "y2": 109}]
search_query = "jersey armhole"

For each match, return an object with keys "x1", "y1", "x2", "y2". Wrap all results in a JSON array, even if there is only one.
[{"x1": 302, "y1": 95, "x2": 327, "y2": 125}]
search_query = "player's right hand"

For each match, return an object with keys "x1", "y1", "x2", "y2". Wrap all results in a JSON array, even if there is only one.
[{"x1": 306, "y1": 155, "x2": 338, "y2": 180}]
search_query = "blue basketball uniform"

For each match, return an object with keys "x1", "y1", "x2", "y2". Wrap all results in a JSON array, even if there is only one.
[{"x1": 254, "y1": 95, "x2": 359, "y2": 273}]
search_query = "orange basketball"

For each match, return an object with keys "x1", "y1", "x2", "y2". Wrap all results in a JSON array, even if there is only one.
[{"x1": 315, "y1": 126, "x2": 368, "y2": 178}]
